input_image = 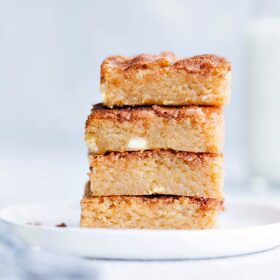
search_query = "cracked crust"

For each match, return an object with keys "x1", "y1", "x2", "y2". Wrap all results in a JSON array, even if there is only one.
[
  {"x1": 101, "y1": 52, "x2": 231, "y2": 107},
  {"x1": 86, "y1": 103, "x2": 223, "y2": 123},
  {"x1": 101, "y1": 53, "x2": 230, "y2": 76}
]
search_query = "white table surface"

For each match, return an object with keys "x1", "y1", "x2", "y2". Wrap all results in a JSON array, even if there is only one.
[
  {"x1": 86, "y1": 191, "x2": 280, "y2": 280},
  {"x1": 88, "y1": 248, "x2": 280, "y2": 280}
]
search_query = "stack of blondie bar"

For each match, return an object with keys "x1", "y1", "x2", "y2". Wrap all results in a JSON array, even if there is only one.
[{"x1": 80, "y1": 52, "x2": 231, "y2": 229}]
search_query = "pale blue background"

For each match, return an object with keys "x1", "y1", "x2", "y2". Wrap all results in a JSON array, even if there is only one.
[{"x1": 0, "y1": 0, "x2": 257, "y2": 204}]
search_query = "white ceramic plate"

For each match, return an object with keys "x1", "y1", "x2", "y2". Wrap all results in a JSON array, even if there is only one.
[{"x1": 0, "y1": 199, "x2": 279, "y2": 260}]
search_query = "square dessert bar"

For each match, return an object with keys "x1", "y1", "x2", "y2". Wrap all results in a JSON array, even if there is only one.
[
  {"x1": 101, "y1": 52, "x2": 231, "y2": 107},
  {"x1": 80, "y1": 184, "x2": 223, "y2": 229},
  {"x1": 85, "y1": 104, "x2": 224, "y2": 154},
  {"x1": 88, "y1": 150, "x2": 224, "y2": 199}
]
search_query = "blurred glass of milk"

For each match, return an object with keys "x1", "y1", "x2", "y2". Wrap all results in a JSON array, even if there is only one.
[{"x1": 248, "y1": 1, "x2": 280, "y2": 183}]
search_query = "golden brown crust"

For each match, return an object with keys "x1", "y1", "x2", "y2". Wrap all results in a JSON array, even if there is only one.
[
  {"x1": 89, "y1": 150, "x2": 222, "y2": 165},
  {"x1": 173, "y1": 54, "x2": 231, "y2": 75},
  {"x1": 84, "y1": 182, "x2": 223, "y2": 211},
  {"x1": 101, "y1": 52, "x2": 176, "y2": 80},
  {"x1": 84, "y1": 196, "x2": 223, "y2": 212},
  {"x1": 101, "y1": 52, "x2": 230, "y2": 79},
  {"x1": 86, "y1": 103, "x2": 223, "y2": 125}
]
